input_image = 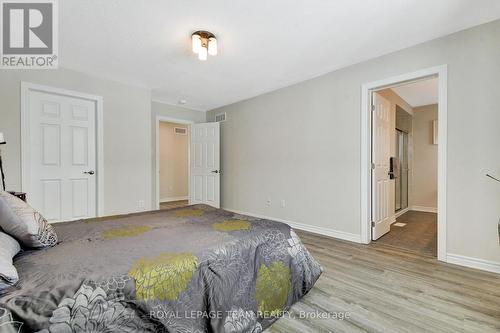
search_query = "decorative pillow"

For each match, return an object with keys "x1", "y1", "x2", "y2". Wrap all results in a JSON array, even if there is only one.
[
  {"x1": 0, "y1": 231, "x2": 21, "y2": 290},
  {"x1": 0, "y1": 191, "x2": 58, "y2": 248}
]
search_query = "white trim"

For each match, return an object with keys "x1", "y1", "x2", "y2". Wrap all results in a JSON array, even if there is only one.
[
  {"x1": 447, "y1": 254, "x2": 500, "y2": 274},
  {"x1": 411, "y1": 206, "x2": 438, "y2": 213},
  {"x1": 360, "y1": 65, "x2": 448, "y2": 262},
  {"x1": 436, "y1": 67, "x2": 448, "y2": 263},
  {"x1": 155, "y1": 116, "x2": 193, "y2": 210},
  {"x1": 225, "y1": 208, "x2": 362, "y2": 243},
  {"x1": 395, "y1": 207, "x2": 410, "y2": 218},
  {"x1": 160, "y1": 196, "x2": 189, "y2": 203},
  {"x1": 151, "y1": 99, "x2": 206, "y2": 113},
  {"x1": 20, "y1": 82, "x2": 105, "y2": 217}
]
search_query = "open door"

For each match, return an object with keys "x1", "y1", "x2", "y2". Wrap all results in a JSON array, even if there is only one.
[
  {"x1": 190, "y1": 122, "x2": 220, "y2": 208},
  {"x1": 371, "y1": 92, "x2": 393, "y2": 240}
]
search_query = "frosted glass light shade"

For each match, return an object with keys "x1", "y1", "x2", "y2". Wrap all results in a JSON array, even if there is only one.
[
  {"x1": 208, "y1": 37, "x2": 217, "y2": 56},
  {"x1": 198, "y1": 46, "x2": 208, "y2": 61},
  {"x1": 192, "y1": 34, "x2": 202, "y2": 53},
  {"x1": 0, "y1": 132, "x2": 5, "y2": 144}
]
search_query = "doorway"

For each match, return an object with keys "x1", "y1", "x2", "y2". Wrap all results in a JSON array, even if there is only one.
[
  {"x1": 372, "y1": 80, "x2": 439, "y2": 256},
  {"x1": 156, "y1": 118, "x2": 191, "y2": 210},
  {"x1": 154, "y1": 118, "x2": 221, "y2": 210},
  {"x1": 361, "y1": 66, "x2": 447, "y2": 261}
]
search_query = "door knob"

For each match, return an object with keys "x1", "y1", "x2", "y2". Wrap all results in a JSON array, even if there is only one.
[
  {"x1": 83, "y1": 170, "x2": 95, "y2": 175},
  {"x1": 211, "y1": 170, "x2": 219, "y2": 174}
]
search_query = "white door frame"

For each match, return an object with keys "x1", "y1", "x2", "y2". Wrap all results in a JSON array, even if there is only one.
[
  {"x1": 20, "y1": 81, "x2": 105, "y2": 217},
  {"x1": 155, "y1": 115, "x2": 193, "y2": 210},
  {"x1": 360, "y1": 65, "x2": 448, "y2": 262}
]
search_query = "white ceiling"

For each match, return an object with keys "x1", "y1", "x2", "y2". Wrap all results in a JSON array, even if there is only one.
[
  {"x1": 60, "y1": 0, "x2": 500, "y2": 111},
  {"x1": 392, "y1": 77, "x2": 439, "y2": 108}
]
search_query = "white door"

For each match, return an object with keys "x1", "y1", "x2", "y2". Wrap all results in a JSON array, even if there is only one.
[
  {"x1": 372, "y1": 92, "x2": 393, "y2": 240},
  {"x1": 190, "y1": 122, "x2": 220, "y2": 208},
  {"x1": 27, "y1": 90, "x2": 97, "y2": 222}
]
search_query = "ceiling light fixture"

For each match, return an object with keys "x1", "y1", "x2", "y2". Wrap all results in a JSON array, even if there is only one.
[{"x1": 191, "y1": 31, "x2": 217, "y2": 61}]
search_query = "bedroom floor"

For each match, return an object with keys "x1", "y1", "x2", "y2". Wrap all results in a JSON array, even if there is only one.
[
  {"x1": 267, "y1": 230, "x2": 500, "y2": 333},
  {"x1": 159, "y1": 200, "x2": 189, "y2": 210},
  {"x1": 375, "y1": 210, "x2": 437, "y2": 257}
]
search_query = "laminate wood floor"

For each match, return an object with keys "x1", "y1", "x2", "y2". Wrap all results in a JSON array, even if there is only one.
[
  {"x1": 268, "y1": 230, "x2": 500, "y2": 333},
  {"x1": 159, "y1": 200, "x2": 189, "y2": 210},
  {"x1": 375, "y1": 211, "x2": 437, "y2": 257}
]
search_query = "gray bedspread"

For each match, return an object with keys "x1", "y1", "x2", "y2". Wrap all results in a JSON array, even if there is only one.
[{"x1": 0, "y1": 205, "x2": 322, "y2": 333}]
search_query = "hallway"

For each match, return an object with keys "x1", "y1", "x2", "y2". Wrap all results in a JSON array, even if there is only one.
[{"x1": 375, "y1": 211, "x2": 437, "y2": 257}]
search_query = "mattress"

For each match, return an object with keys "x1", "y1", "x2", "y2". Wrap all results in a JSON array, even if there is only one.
[{"x1": 0, "y1": 205, "x2": 322, "y2": 332}]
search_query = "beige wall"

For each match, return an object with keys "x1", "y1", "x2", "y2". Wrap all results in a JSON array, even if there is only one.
[
  {"x1": 0, "y1": 68, "x2": 152, "y2": 215},
  {"x1": 159, "y1": 122, "x2": 189, "y2": 200},
  {"x1": 379, "y1": 89, "x2": 413, "y2": 116},
  {"x1": 396, "y1": 105, "x2": 413, "y2": 134},
  {"x1": 151, "y1": 101, "x2": 206, "y2": 205},
  {"x1": 413, "y1": 104, "x2": 438, "y2": 209},
  {"x1": 207, "y1": 19, "x2": 500, "y2": 264}
]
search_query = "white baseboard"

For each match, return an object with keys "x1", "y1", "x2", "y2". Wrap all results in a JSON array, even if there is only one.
[
  {"x1": 160, "y1": 196, "x2": 189, "y2": 203},
  {"x1": 411, "y1": 205, "x2": 437, "y2": 213},
  {"x1": 395, "y1": 207, "x2": 410, "y2": 218},
  {"x1": 447, "y1": 253, "x2": 500, "y2": 274},
  {"x1": 224, "y1": 208, "x2": 362, "y2": 243}
]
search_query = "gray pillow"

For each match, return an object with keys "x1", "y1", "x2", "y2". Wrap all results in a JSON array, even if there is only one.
[
  {"x1": 0, "y1": 191, "x2": 58, "y2": 248},
  {"x1": 0, "y1": 231, "x2": 21, "y2": 290}
]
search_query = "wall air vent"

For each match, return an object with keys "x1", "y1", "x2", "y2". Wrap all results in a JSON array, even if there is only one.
[
  {"x1": 215, "y1": 112, "x2": 226, "y2": 122},
  {"x1": 174, "y1": 127, "x2": 187, "y2": 135}
]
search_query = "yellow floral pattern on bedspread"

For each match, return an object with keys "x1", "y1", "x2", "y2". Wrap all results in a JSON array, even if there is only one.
[
  {"x1": 129, "y1": 252, "x2": 198, "y2": 301},
  {"x1": 256, "y1": 261, "x2": 291, "y2": 317},
  {"x1": 102, "y1": 225, "x2": 152, "y2": 240},
  {"x1": 2, "y1": 204, "x2": 323, "y2": 333},
  {"x1": 212, "y1": 219, "x2": 251, "y2": 232}
]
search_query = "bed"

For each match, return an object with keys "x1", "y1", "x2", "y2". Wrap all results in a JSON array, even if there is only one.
[{"x1": 0, "y1": 204, "x2": 322, "y2": 333}]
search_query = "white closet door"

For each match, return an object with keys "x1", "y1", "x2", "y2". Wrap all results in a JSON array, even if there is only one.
[{"x1": 28, "y1": 90, "x2": 97, "y2": 222}]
